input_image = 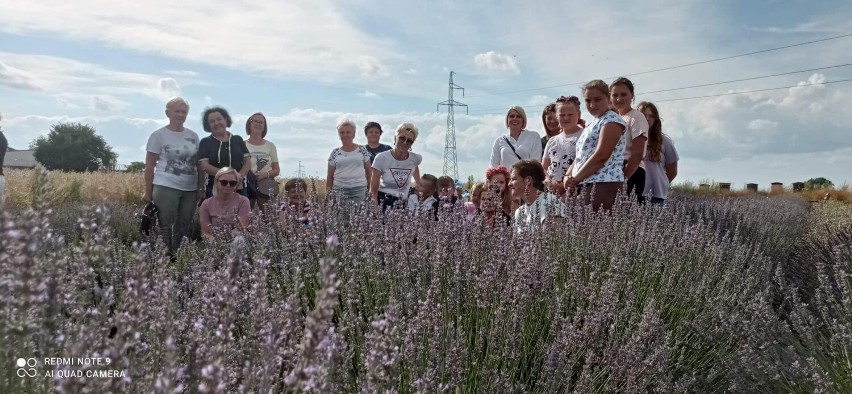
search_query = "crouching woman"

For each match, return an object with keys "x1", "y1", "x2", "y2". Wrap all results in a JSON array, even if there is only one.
[{"x1": 199, "y1": 167, "x2": 251, "y2": 242}]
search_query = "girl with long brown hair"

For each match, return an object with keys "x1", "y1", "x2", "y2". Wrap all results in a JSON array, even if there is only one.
[{"x1": 637, "y1": 102, "x2": 679, "y2": 205}]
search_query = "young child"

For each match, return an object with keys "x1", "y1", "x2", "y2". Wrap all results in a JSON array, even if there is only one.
[
  {"x1": 279, "y1": 178, "x2": 312, "y2": 226},
  {"x1": 479, "y1": 187, "x2": 512, "y2": 227},
  {"x1": 464, "y1": 182, "x2": 485, "y2": 221},
  {"x1": 407, "y1": 174, "x2": 438, "y2": 215},
  {"x1": 436, "y1": 176, "x2": 463, "y2": 212}
]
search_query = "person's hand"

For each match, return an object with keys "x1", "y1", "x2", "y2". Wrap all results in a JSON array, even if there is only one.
[
  {"x1": 564, "y1": 175, "x2": 580, "y2": 189},
  {"x1": 236, "y1": 173, "x2": 245, "y2": 190},
  {"x1": 196, "y1": 189, "x2": 206, "y2": 203},
  {"x1": 549, "y1": 180, "x2": 565, "y2": 195},
  {"x1": 142, "y1": 192, "x2": 153, "y2": 204}
]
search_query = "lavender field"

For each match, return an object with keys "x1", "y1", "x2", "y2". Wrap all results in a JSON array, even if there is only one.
[{"x1": 2, "y1": 174, "x2": 851, "y2": 393}]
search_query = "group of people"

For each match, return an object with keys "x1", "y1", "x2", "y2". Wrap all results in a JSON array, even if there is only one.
[{"x1": 143, "y1": 76, "x2": 680, "y2": 250}]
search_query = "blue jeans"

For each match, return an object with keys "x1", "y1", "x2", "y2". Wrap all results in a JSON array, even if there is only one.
[{"x1": 333, "y1": 185, "x2": 367, "y2": 204}]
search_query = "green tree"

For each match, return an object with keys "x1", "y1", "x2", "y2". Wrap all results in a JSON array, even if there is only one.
[
  {"x1": 125, "y1": 161, "x2": 145, "y2": 172},
  {"x1": 805, "y1": 177, "x2": 834, "y2": 190},
  {"x1": 31, "y1": 122, "x2": 117, "y2": 172}
]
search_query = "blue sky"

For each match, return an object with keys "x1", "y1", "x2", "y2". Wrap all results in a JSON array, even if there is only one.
[{"x1": 1, "y1": 0, "x2": 851, "y2": 188}]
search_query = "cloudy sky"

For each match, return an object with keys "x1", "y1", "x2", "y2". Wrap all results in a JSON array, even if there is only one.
[{"x1": 1, "y1": 0, "x2": 851, "y2": 188}]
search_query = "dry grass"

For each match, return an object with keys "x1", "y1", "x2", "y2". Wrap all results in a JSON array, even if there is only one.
[{"x1": 2, "y1": 168, "x2": 329, "y2": 207}]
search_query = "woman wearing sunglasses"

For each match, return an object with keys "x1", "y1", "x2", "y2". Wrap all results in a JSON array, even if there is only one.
[
  {"x1": 370, "y1": 123, "x2": 422, "y2": 210},
  {"x1": 199, "y1": 167, "x2": 251, "y2": 242},
  {"x1": 490, "y1": 106, "x2": 542, "y2": 168}
]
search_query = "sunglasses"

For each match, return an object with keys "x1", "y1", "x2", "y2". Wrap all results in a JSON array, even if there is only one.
[
  {"x1": 398, "y1": 136, "x2": 415, "y2": 145},
  {"x1": 219, "y1": 179, "x2": 238, "y2": 187},
  {"x1": 507, "y1": 114, "x2": 522, "y2": 119},
  {"x1": 250, "y1": 119, "x2": 265, "y2": 124}
]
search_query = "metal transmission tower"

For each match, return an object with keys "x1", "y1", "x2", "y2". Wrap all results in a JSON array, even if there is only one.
[{"x1": 437, "y1": 71, "x2": 467, "y2": 180}]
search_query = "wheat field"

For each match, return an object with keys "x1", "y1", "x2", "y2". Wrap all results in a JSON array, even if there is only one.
[{"x1": 1, "y1": 168, "x2": 329, "y2": 207}]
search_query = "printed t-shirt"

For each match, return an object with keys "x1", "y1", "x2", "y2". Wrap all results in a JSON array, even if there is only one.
[
  {"x1": 246, "y1": 140, "x2": 279, "y2": 173},
  {"x1": 372, "y1": 150, "x2": 422, "y2": 197},
  {"x1": 328, "y1": 145, "x2": 371, "y2": 188},
  {"x1": 146, "y1": 126, "x2": 200, "y2": 191}
]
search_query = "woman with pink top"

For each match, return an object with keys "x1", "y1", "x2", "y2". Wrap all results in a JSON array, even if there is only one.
[{"x1": 198, "y1": 167, "x2": 251, "y2": 242}]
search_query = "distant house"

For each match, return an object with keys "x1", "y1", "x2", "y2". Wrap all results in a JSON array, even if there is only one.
[{"x1": 3, "y1": 149, "x2": 37, "y2": 169}]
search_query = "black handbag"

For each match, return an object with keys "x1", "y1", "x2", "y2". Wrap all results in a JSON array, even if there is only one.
[
  {"x1": 138, "y1": 202, "x2": 159, "y2": 236},
  {"x1": 245, "y1": 171, "x2": 259, "y2": 199}
]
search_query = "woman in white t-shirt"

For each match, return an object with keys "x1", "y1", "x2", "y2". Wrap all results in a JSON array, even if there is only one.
[
  {"x1": 563, "y1": 80, "x2": 628, "y2": 212},
  {"x1": 490, "y1": 106, "x2": 543, "y2": 168},
  {"x1": 143, "y1": 96, "x2": 204, "y2": 253},
  {"x1": 327, "y1": 118, "x2": 372, "y2": 204},
  {"x1": 245, "y1": 112, "x2": 280, "y2": 209},
  {"x1": 542, "y1": 95, "x2": 584, "y2": 196},
  {"x1": 370, "y1": 123, "x2": 422, "y2": 211},
  {"x1": 610, "y1": 77, "x2": 649, "y2": 204}
]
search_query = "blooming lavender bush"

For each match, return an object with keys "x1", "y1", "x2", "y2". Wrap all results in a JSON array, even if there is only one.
[{"x1": 1, "y1": 172, "x2": 851, "y2": 392}]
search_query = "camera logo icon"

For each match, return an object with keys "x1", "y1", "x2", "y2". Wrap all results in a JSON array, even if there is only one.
[{"x1": 16, "y1": 358, "x2": 37, "y2": 378}]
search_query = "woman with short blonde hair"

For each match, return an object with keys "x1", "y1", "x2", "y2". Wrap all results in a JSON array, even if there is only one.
[
  {"x1": 370, "y1": 123, "x2": 422, "y2": 210},
  {"x1": 490, "y1": 106, "x2": 542, "y2": 168},
  {"x1": 327, "y1": 117, "x2": 372, "y2": 204},
  {"x1": 143, "y1": 96, "x2": 204, "y2": 252},
  {"x1": 199, "y1": 167, "x2": 251, "y2": 241}
]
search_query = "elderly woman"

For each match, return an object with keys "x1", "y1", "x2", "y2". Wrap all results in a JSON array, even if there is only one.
[
  {"x1": 143, "y1": 97, "x2": 204, "y2": 252},
  {"x1": 327, "y1": 118, "x2": 372, "y2": 204},
  {"x1": 198, "y1": 167, "x2": 251, "y2": 241},
  {"x1": 490, "y1": 106, "x2": 542, "y2": 168},
  {"x1": 370, "y1": 122, "x2": 422, "y2": 210},
  {"x1": 198, "y1": 106, "x2": 252, "y2": 199},
  {"x1": 564, "y1": 80, "x2": 628, "y2": 212},
  {"x1": 245, "y1": 112, "x2": 280, "y2": 209}
]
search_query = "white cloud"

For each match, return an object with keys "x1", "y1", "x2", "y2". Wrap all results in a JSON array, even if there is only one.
[
  {"x1": 474, "y1": 51, "x2": 519, "y2": 74},
  {"x1": 357, "y1": 56, "x2": 389, "y2": 80},
  {"x1": 54, "y1": 93, "x2": 129, "y2": 112},
  {"x1": 0, "y1": 52, "x2": 186, "y2": 105},
  {"x1": 747, "y1": 119, "x2": 778, "y2": 131},
  {"x1": 527, "y1": 95, "x2": 552, "y2": 106},
  {"x1": 157, "y1": 78, "x2": 181, "y2": 100},
  {"x1": 0, "y1": 61, "x2": 43, "y2": 90},
  {"x1": 0, "y1": 1, "x2": 402, "y2": 87},
  {"x1": 358, "y1": 90, "x2": 380, "y2": 99},
  {"x1": 165, "y1": 70, "x2": 199, "y2": 77}
]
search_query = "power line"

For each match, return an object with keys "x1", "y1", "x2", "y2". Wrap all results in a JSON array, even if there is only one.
[
  {"x1": 466, "y1": 63, "x2": 852, "y2": 114},
  {"x1": 640, "y1": 63, "x2": 852, "y2": 94},
  {"x1": 463, "y1": 78, "x2": 852, "y2": 115},
  {"x1": 651, "y1": 78, "x2": 852, "y2": 103},
  {"x1": 466, "y1": 32, "x2": 852, "y2": 98}
]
